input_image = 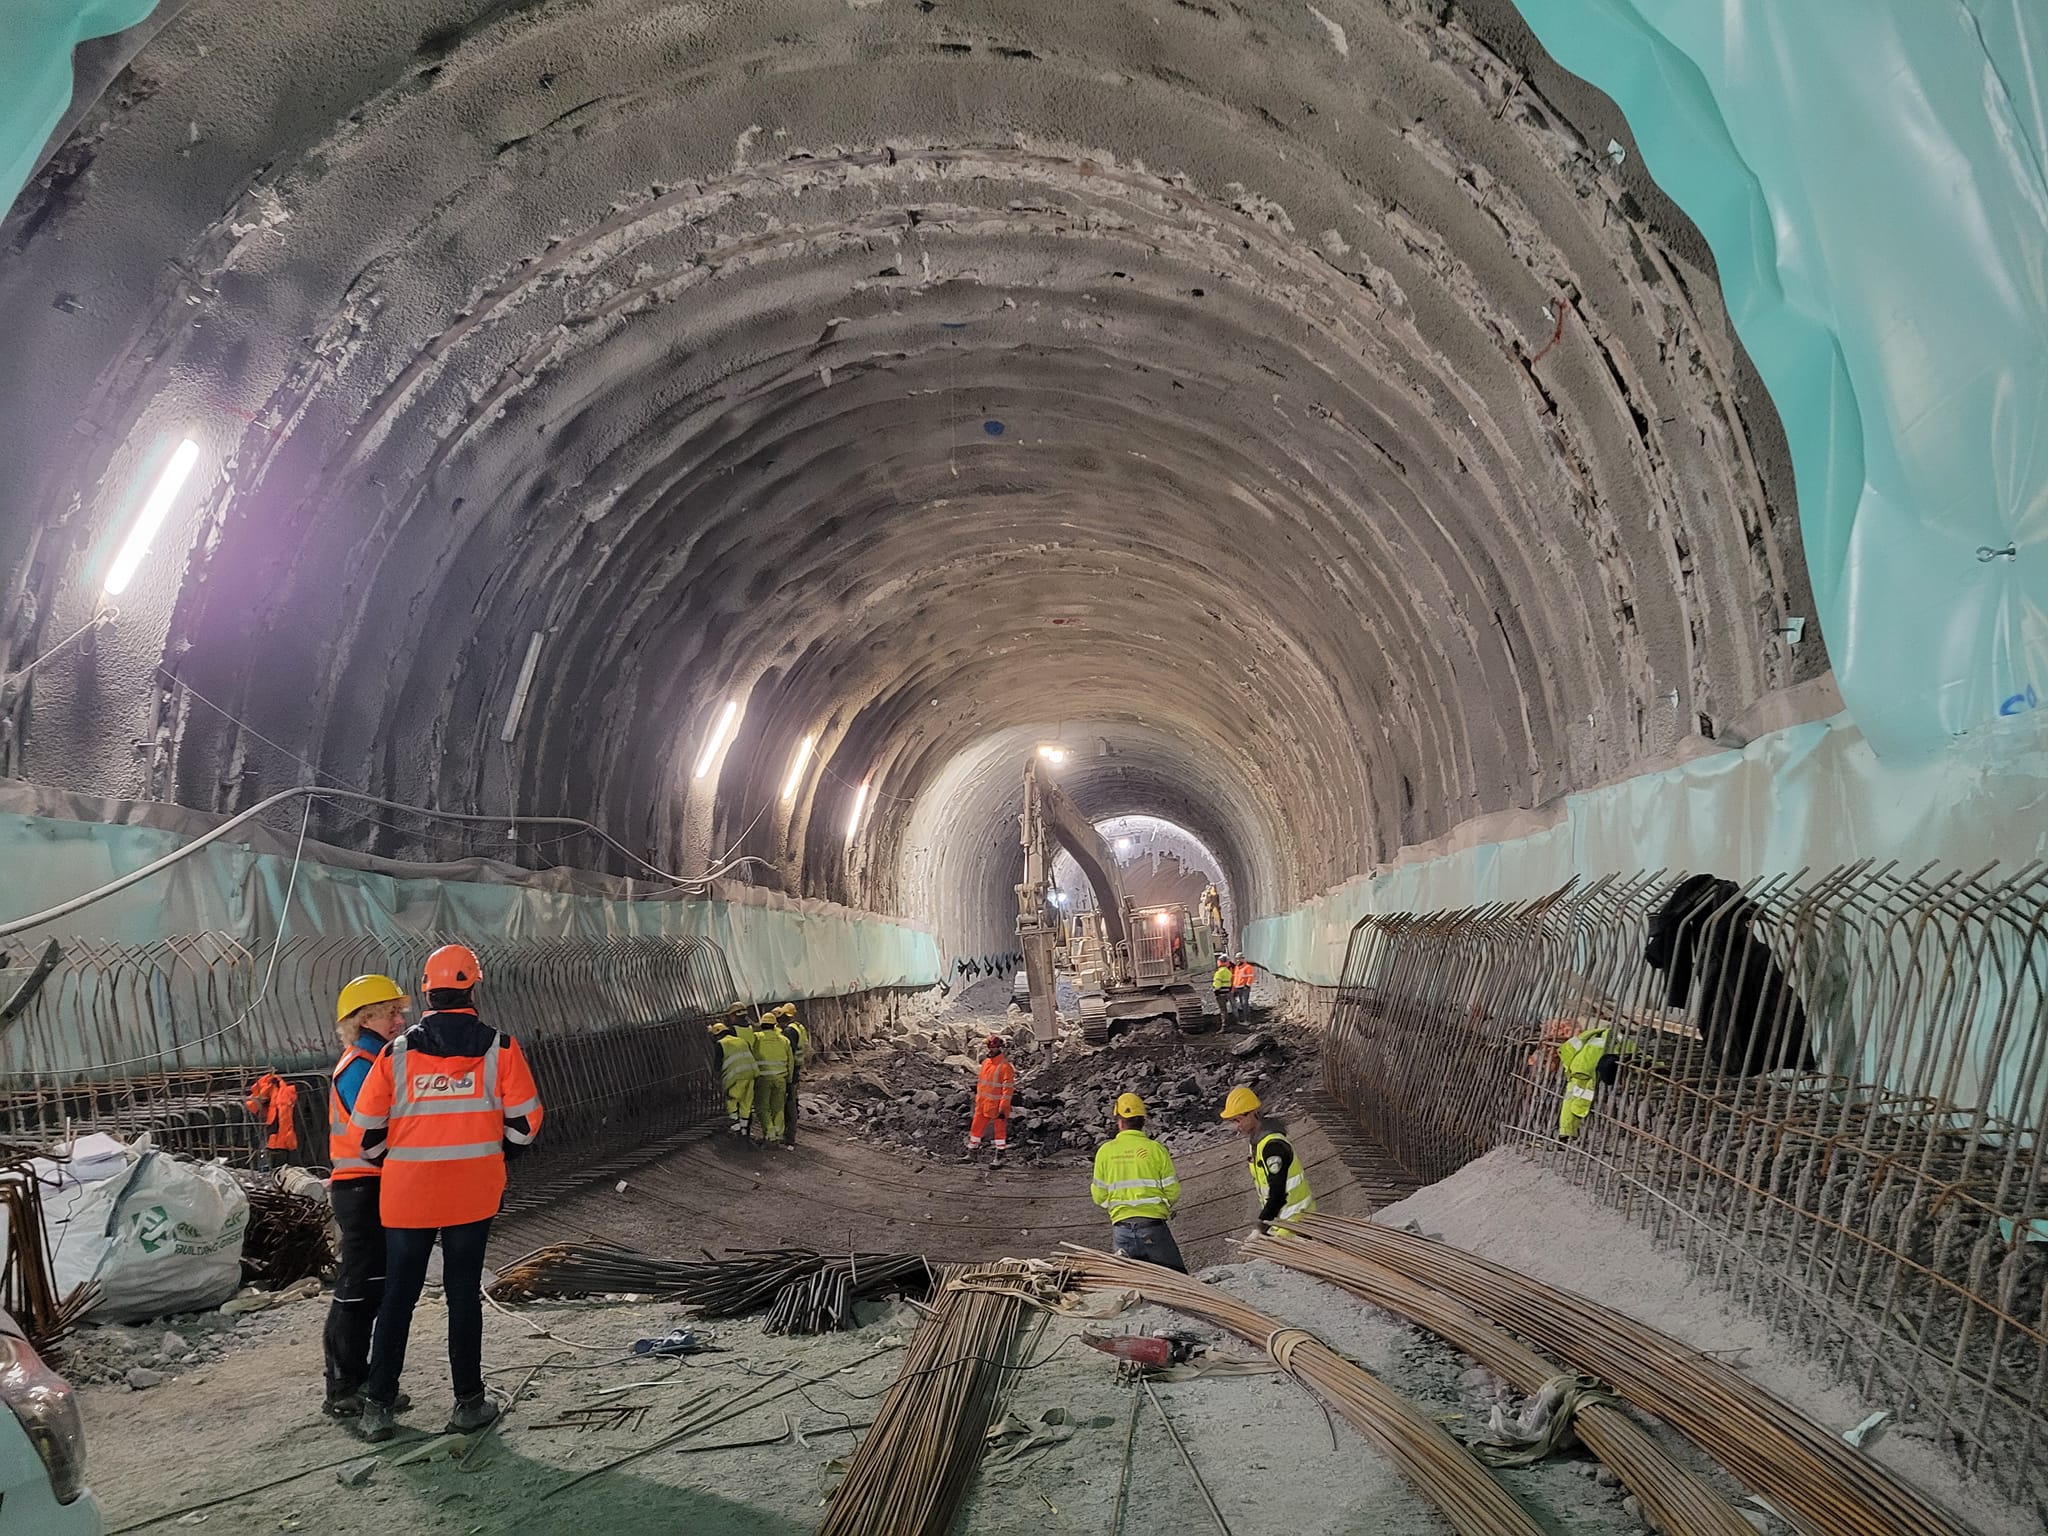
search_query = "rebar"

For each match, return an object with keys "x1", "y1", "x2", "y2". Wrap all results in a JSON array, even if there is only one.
[
  {"x1": 1244, "y1": 1230, "x2": 1754, "y2": 1535},
  {"x1": 1063, "y1": 1246, "x2": 1546, "y2": 1536},
  {"x1": 1322, "y1": 864, "x2": 2048, "y2": 1501},
  {"x1": 234, "y1": 1178, "x2": 335, "y2": 1290},
  {"x1": 1289, "y1": 1213, "x2": 1972, "y2": 1536},
  {"x1": 819, "y1": 1261, "x2": 1043, "y2": 1536}
]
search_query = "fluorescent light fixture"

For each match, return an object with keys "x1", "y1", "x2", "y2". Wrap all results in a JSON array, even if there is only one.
[
  {"x1": 102, "y1": 438, "x2": 200, "y2": 596},
  {"x1": 693, "y1": 699, "x2": 739, "y2": 780},
  {"x1": 1037, "y1": 744, "x2": 1066, "y2": 764},
  {"x1": 499, "y1": 631, "x2": 546, "y2": 744},
  {"x1": 845, "y1": 778, "x2": 871, "y2": 843},
  {"x1": 780, "y1": 734, "x2": 816, "y2": 802}
]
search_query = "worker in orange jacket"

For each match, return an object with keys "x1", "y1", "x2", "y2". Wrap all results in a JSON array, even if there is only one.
[
  {"x1": 348, "y1": 944, "x2": 543, "y2": 1442},
  {"x1": 245, "y1": 1070, "x2": 301, "y2": 1169},
  {"x1": 966, "y1": 1034, "x2": 1017, "y2": 1164},
  {"x1": 1230, "y1": 955, "x2": 1256, "y2": 1023}
]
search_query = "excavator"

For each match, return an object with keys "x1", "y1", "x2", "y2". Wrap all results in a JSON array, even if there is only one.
[{"x1": 1015, "y1": 758, "x2": 1220, "y2": 1044}]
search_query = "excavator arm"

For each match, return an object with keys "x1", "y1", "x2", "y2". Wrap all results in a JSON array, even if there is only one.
[{"x1": 1016, "y1": 758, "x2": 1133, "y2": 1041}]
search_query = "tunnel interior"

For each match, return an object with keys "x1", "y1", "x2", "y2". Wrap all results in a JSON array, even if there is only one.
[{"x1": 1, "y1": 0, "x2": 1822, "y2": 969}]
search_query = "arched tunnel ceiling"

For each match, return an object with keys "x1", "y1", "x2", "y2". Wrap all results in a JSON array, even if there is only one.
[{"x1": 0, "y1": 0, "x2": 1824, "y2": 962}]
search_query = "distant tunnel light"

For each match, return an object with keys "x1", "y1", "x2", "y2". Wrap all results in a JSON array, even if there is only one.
[
  {"x1": 845, "y1": 778, "x2": 872, "y2": 843},
  {"x1": 780, "y1": 734, "x2": 816, "y2": 802},
  {"x1": 693, "y1": 699, "x2": 740, "y2": 780},
  {"x1": 102, "y1": 438, "x2": 201, "y2": 597},
  {"x1": 1037, "y1": 744, "x2": 1066, "y2": 764},
  {"x1": 1116, "y1": 837, "x2": 1133, "y2": 853},
  {"x1": 1154, "y1": 910, "x2": 1174, "y2": 927}
]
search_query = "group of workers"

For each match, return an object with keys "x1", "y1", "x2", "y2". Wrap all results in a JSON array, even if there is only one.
[
  {"x1": 315, "y1": 944, "x2": 545, "y2": 1442},
  {"x1": 709, "y1": 1002, "x2": 809, "y2": 1146},
  {"x1": 1211, "y1": 952, "x2": 1258, "y2": 1022},
  {"x1": 1088, "y1": 1079, "x2": 1314, "y2": 1270}
]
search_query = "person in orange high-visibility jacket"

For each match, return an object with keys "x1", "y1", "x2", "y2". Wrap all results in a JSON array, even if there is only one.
[
  {"x1": 1230, "y1": 956, "x2": 1256, "y2": 1024},
  {"x1": 966, "y1": 1035, "x2": 1016, "y2": 1162},
  {"x1": 245, "y1": 1071, "x2": 301, "y2": 1168},
  {"x1": 348, "y1": 944, "x2": 543, "y2": 1442},
  {"x1": 322, "y1": 973, "x2": 410, "y2": 1418}
]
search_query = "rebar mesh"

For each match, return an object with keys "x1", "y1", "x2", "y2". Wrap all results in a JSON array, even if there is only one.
[
  {"x1": 0, "y1": 931, "x2": 737, "y2": 1200},
  {"x1": 1324, "y1": 862, "x2": 2048, "y2": 1502}
]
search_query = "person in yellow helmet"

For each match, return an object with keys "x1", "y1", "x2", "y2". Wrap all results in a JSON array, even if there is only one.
[
  {"x1": 323, "y1": 974, "x2": 409, "y2": 1418},
  {"x1": 750, "y1": 1008, "x2": 793, "y2": 1144},
  {"x1": 775, "y1": 1004, "x2": 809, "y2": 1149},
  {"x1": 1220, "y1": 1085, "x2": 1315, "y2": 1234},
  {"x1": 1090, "y1": 1092, "x2": 1185, "y2": 1271},
  {"x1": 711, "y1": 1012, "x2": 757, "y2": 1140}
]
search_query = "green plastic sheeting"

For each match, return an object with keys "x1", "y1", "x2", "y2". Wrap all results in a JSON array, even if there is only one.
[
  {"x1": 1246, "y1": 709, "x2": 2048, "y2": 987},
  {"x1": 3, "y1": 0, "x2": 161, "y2": 211},
  {"x1": 1510, "y1": 0, "x2": 2048, "y2": 759},
  {"x1": 0, "y1": 809, "x2": 941, "y2": 1002}
]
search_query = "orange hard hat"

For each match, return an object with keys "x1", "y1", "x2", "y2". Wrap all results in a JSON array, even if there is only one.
[{"x1": 423, "y1": 943, "x2": 483, "y2": 991}]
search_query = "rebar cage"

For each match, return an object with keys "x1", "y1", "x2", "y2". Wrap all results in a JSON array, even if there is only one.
[
  {"x1": 0, "y1": 931, "x2": 737, "y2": 1203},
  {"x1": 1325, "y1": 862, "x2": 2048, "y2": 1502}
]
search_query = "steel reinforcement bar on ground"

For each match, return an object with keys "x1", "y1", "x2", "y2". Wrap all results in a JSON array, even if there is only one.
[
  {"x1": 1286, "y1": 1213, "x2": 1973, "y2": 1536},
  {"x1": 1321, "y1": 862, "x2": 2048, "y2": 1502},
  {"x1": 0, "y1": 930, "x2": 735, "y2": 1198},
  {"x1": 1242, "y1": 1229, "x2": 1754, "y2": 1536},
  {"x1": 1064, "y1": 1245, "x2": 1548, "y2": 1536}
]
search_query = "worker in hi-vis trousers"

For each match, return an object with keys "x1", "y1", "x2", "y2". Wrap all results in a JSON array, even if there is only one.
[
  {"x1": 1219, "y1": 1085, "x2": 1315, "y2": 1233},
  {"x1": 751, "y1": 1012, "x2": 792, "y2": 1144},
  {"x1": 775, "y1": 1004, "x2": 808, "y2": 1148},
  {"x1": 1090, "y1": 1093, "x2": 1186, "y2": 1271},
  {"x1": 967, "y1": 1034, "x2": 1016, "y2": 1162},
  {"x1": 1556, "y1": 1023, "x2": 1628, "y2": 1137},
  {"x1": 711, "y1": 1019, "x2": 756, "y2": 1138}
]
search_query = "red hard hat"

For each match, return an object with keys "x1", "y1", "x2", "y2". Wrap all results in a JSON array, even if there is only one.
[
  {"x1": 423, "y1": 943, "x2": 483, "y2": 991},
  {"x1": 986, "y1": 1034, "x2": 1004, "y2": 1050}
]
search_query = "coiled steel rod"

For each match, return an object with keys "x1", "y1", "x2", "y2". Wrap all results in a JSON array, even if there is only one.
[
  {"x1": 1284, "y1": 1214, "x2": 1971, "y2": 1536},
  {"x1": 1063, "y1": 1246, "x2": 1545, "y2": 1536},
  {"x1": 1244, "y1": 1231, "x2": 1754, "y2": 1536}
]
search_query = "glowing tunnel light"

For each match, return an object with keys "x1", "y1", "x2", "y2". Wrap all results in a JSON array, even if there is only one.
[
  {"x1": 693, "y1": 699, "x2": 739, "y2": 779},
  {"x1": 102, "y1": 438, "x2": 201, "y2": 597},
  {"x1": 844, "y1": 778, "x2": 872, "y2": 844},
  {"x1": 1036, "y1": 744, "x2": 1066, "y2": 764},
  {"x1": 781, "y1": 734, "x2": 816, "y2": 802}
]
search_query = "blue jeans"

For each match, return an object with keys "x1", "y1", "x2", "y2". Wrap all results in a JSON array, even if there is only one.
[{"x1": 1111, "y1": 1217, "x2": 1187, "y2": 1272}]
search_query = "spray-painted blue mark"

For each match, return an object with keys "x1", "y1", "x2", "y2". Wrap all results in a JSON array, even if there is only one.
[
  {"x1": 983, "y1": 420, "x2": 1005, "y2": 436},
  {"x1": 1999, "y1": 685, "x2": 2039, "y2": 716}
]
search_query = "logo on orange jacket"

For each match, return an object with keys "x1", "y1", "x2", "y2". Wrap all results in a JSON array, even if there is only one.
[{"x1": 410, "y1": 1070, "x2": 483, "y2": 1099}]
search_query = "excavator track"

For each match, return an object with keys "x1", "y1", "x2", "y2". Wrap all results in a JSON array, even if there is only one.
[
  {"x1": 1171, "y1": 985, "x2": 1217, "y2": 1035},
  {"x1": 1079, "y1": 994, "x2": 1110, "y2": 1045}
]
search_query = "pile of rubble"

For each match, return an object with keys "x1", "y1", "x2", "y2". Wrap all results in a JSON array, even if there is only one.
[{"x1": 803, "y1": 1010, "x2": 1315, "y2": 1165}]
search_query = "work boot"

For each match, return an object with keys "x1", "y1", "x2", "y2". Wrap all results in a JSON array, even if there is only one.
[
  {"x1": 325, "y1": 1388, "x2": 411, "y2": 1419},
  {"x1": 447, "y1": 1393, "x2": 502, "y2": 1434},
  {"x1": 356, "y1": 1398, "x2": 398, "y2": 1442}
]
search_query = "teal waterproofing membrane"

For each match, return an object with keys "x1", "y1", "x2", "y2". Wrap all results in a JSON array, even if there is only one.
[
  {"x1": 3, "y1": 1, "x2": 161, "y2": 209},
  {"x1": 1510, "y1": 0, "x2": 2048, "y2": 758}
]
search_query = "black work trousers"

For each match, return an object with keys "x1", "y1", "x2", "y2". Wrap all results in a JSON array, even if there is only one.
[
  {"x1": 322, "y1": 1177, "x2": 386, "y2": 1396},
  {"x1": 364, "y1": 1217, "x2": 493, "y2": 1407},
  {"x1": 783, "y1": 1064, "x2": 800, "y2": 1146}
]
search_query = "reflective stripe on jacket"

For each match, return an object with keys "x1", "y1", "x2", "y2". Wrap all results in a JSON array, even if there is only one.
[
  {"x1": 328, "y1": 1043, "x2": 382, "y2": 1179},
  {"x1": 1212, "y1": 964, "x2": 1233, "y2": 990},
  {"x1": 352, "y1": 1029, "x2": 544, "y2": 1227},
  {"x1": 1251, "y1": 1131, "x2": 1316, "y2": 1225},
  {"x1": 1232, "y1": 962, "x2": 1254, "y2": 989},
  {"x1": 975, "y1": 1057, "x2": 1016, "y2": 1117},
  {"x1": 717, "y1": 1033, "x2": 757, "y2": 1087},
  {"x1": 247, "y1": 1074, "x2": 300, "y2": 1150},
  {"x1": 1557, "y1": 1025, "x2": 1618, "y2": 1138},
  {"x1": 752, "y1": 1026, "x2": 793, "y2": 1082},
  {"x1": 783, "y1": 1020, "x2": 809, "y2": 1063},
  {"x1": 1091, "y1": 1129, "x2": 1180, "y2": 1223}
]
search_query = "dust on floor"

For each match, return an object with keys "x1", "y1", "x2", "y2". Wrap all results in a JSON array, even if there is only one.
[{"x1": 1373, "y1": 1147, "x2": 2040, "y2": 1536}]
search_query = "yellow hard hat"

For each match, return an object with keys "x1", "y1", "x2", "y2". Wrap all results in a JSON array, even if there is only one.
[
  {"x1": 776, "y1": 1004, "x2": 796, "y2": 1018},
  {"x1": 1220, "y1": 1085, "x2": 1261, "y2": 1120},
  {"x1": 725, "y1": 1003, "x2": 749, "y2": 1019},
  {"x1": 1114, "y1": 1092, "x2": 1147, "y2": 1118},
  {"x1": 710, "y1": 1021, "x2": 729, "y2": 1036},
  {"x1": 336, "y1": 974, "x2": 406, "y2": 1022}
]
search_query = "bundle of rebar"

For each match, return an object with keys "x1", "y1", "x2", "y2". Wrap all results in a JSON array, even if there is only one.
[
  {"x1": 1063, "y1": 1246, "x2": 1547, "y2": 1536},
  {"x1": 1284, "y1": 1213, "x2": 1972, "y2": 1536},
  {"x1": 235, "y1": 1179, "x2": 334, "y2": 1290},
  {"x1": 490, "y1": 1241, "x2": 933, "y2": 1334},
  {"x1": 0, "y1": 1156, "x2": 95, "y2": 1356},
  {"x1": 1242, "y1": 1231, "x2": 1753, "y2": 1536},
  {"x1": 819, "y1": 1261, "x2": 1040, "y2": 1536}
]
